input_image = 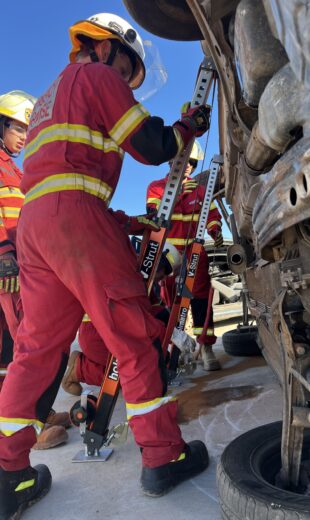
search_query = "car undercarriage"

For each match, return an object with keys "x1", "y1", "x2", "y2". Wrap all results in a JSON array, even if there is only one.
[{"x1": 123, "y1": 1, "x2": 310, "y2": 517}]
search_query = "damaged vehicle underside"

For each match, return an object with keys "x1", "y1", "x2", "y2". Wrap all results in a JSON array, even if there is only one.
[{"x1": 123, "y1": 1, "x2": 310, "y2": 518}]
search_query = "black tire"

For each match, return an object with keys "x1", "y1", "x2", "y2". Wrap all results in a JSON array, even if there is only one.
[
  {"x1": 222, "y1": 326, "x2": 261, "y2": 356},
  {"x1": 217, "y1": 422, "x2": 310, "y2": 520},
  {"x1": 122, "y1": 0, "x2": 203, "y2": 41}
]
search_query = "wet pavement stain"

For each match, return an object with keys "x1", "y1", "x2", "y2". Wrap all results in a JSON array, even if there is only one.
[
  {"x1": 177, "y1": 382, "x2": 262, "y2": 424},
  {"x1": 174, "y1": 349, "x2": 268, "y2": 423},
  {"x1": 178, "y1": 358, "x2": 266, "y2": 424}
]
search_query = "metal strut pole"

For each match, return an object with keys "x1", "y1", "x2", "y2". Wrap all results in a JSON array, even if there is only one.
[
  {"x1": 139, "y1": 57, "x2": 216, "y2": 294},
  {"x1": 165, "y1": 155, "x2": 223, "y2": 378}
]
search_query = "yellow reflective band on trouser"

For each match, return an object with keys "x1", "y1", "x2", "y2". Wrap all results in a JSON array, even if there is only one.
[
  {"x1": 171, "y1": 213, "x2": 199, "y2": 222},
  {"x1": 126, "y1": 395, "x2": 177, "y2": 420},
  {"x1": 24, "y1": 123, "x2": 125, "y2": 160},
  {"x1": 166, "y1": 237, "x2": 194, "y2": 246},
  {"x1": 0, "y1": 187, "x2": 24, "y2": 199},
  {"x1": 109, "y1": 103, "x2": 150, "y2": 145},
  {"x1": 0, "y1": 206, "x2": 21, "y2": 218},
  {"x1": 23, "y1": 174, "x2": 113, "y2": 206},
  {"x1": 193, "y1": 327, "x2": 214, "y2": 336},
  {"x1": 15, "y1": 479, "x2": 35, "y2": 492},
  {"x1": 0, "y1": 417, "x2": 44, "y2": 437},
  {"x1": 82, "y1": 313, "x2": 91, "y2": 322},
  {"x1": 207, "y1": 220, "x2": 221, "y2": 229}
]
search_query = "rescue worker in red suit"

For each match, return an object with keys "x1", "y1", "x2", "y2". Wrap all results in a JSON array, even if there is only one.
[
  {"x1": 0, "y1": 91, "x2": 70, "y2": 453},
  {"x1": 147, "y1": 140, "x2": 223, "y2": 371},
  {"x1": 62, "y1": 242, "x2": 184, "y2": 395},
  {"x1": 0, "y1": 13, "x2": 212, "y2": 517}
]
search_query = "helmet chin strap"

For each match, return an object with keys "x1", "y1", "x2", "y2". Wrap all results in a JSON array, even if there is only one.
[
  {"x1": 105, "y1": 40, "x2": 121, "y2": 66},
  {"x1": 89, "y1": 39, "x2": 121, "y2": 65},
  {"x1": 0, "y1": 138, "x2": 18, "y2": 158},
  {"x1": 0, "y1": 119, "x2": 18, "y2": 157},
  {"x1": 88, "y1": 39, "x2": 135, "y2": 85}
]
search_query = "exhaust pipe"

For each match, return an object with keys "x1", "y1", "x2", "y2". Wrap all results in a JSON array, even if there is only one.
[
  {"x1": 227, "y1": 244, "x2": 247, "y2": 274},
  {"x1": 245, "y1": 64, "x2": 310, "y2": 173}
]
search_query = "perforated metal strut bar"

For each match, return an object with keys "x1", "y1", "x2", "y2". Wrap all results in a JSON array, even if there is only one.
[
  {"x1": 139, "y1": 57, "x2": 216, "y2": 295},
  {"x1": 165, "y1": 155, "x2": 223, "y2": 376}
]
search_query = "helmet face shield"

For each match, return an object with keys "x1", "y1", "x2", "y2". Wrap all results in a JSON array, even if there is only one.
[{"x1": 190, "y1": 140, "x2": 204, "y2": 161}]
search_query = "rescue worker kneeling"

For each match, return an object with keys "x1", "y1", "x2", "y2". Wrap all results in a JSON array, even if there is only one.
[{"x1": 0, "y1": 13, "x2": 210, "y2": 518}]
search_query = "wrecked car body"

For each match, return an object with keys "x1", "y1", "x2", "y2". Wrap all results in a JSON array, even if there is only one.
[{"x1": 123, "y1": 0, "x2": 310, "y2": 517}]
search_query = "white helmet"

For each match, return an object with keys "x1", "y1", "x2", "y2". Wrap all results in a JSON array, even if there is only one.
[
  {"x1": 190, "y1": 140, "x2": 204, "y2": 161},
  {"x1": 0, "y1": 90, "x2": 36, "y2": 126},
  {"x1": 162, "y1": 242, "x2": 182, "y2": 276},
  {"x1": 69, "y1": 13, "x2": 145, "y2": 89}
]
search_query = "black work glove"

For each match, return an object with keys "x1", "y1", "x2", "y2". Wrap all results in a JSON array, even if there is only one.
[{"x1": 0, "y1": 252, "x2": 19, "y2": 292}]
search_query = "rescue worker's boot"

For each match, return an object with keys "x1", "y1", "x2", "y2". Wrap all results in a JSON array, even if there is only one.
[
  {"x1": 0, "y1": 464, "x2": 51, "y2": 520},
  {"x1": 201, "y1": 344, "x2": 221, "y2": 371},
  {"x1": 61, "y1": 351, "x2": 82, "y2": 396},
  {"x1": 141, "y1": 440, "x2": 209, "y2": 497},
  {"x1": 46, "y1": 408, "x2": 71, "y2": 429},
  {"x1": 32, "y1": 425, "x2": 68, "y2": 450}
]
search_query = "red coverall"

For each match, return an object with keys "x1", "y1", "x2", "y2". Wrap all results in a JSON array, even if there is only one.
[
  {"x1": 147, "y1": 175, "x2": 222, "y2": 345},
  {"x1": 0, "y1": 62, "x2": 186, "y2": 471},
  {"x1": 78, "y1": 295, "x2": 169, "y2": 388},
  {"x1": 0, "y1": 150, "x2": 23, "y2": 389}
]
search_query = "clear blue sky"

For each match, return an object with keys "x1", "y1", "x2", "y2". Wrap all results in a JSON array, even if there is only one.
[{"x1": 2, "y1": 0, "x2": 230, "y2": 237}]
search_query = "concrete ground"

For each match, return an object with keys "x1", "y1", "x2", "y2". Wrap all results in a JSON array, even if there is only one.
[{"x1": 26, "y1": 321, "x2": 282, "y2": 520}]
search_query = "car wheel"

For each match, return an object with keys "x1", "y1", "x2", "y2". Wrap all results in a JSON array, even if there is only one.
[
  {"x1": 217, "y1": 422, "x2": 310, "y2": 519},
  {"x1": 222, "y1": 326, "x2": 261, "y2": 356},
  {"x1": 122, "y1": 0, "x2": 202, "y2": 40}
]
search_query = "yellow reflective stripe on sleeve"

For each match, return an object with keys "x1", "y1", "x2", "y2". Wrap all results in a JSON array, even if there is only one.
[
  {"x1": 0, "y1": 417, "x2": 44, "y2": 437},
  {"x1": 146, "y1": 197, "x2": 161, "y2": 209},
  {"x1": 172, "y1": 128, "x2": 184, "y2": 154},
  {"x1": 126, "y1": 395, "x2": 177, "y2": 420},
  {"x1": 23, "y1": 174, "x2": 113, "y2": 205},
  {"x1": 15, "y1": 479, "x2": 35, "y2": 492},
  {"x1": 166, "y1": 237, "x2": 194, "y2": 246},
  {"x1": 171, "y1": 213, "x2": 199, "y2": 222},
  {"x1": 193, "y1": 327, "x2": 214, "y2": 336},
  {"x1": 210, "y1": 202, "x2": 217, "y2": 210},
  {"x1": 24, "y1": 124, "x2": 124, "y2": 160},
  {"x1": 207, "y1": 220, "x2": 221, "y2": 229},
  {"x1": 109, "y1": 103, "x2": 149, "y2": 145},
  {"x1": 0, "y1": 207, "x2": 22, "y2": 218},
  {"x1": 82, "y1": 314, "x2": 91, "y2": 322},
  {"x1": 0, "y1": 187, "x2": 24, "y2": 199},
  {"x1": 0, "y1": 368, "x2": 8, "y2": 376}
]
